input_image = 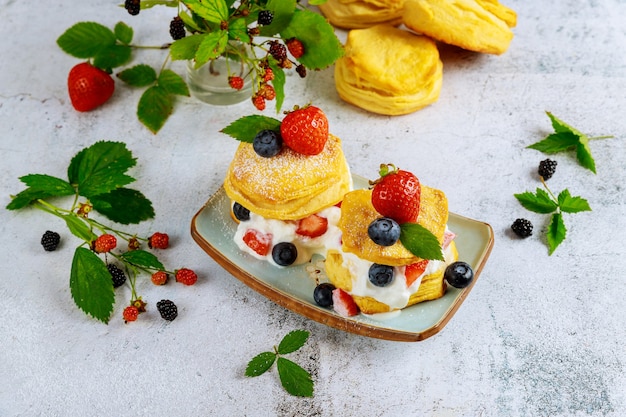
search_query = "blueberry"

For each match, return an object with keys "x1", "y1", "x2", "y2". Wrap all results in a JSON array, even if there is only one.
[
  {"x1": 444, "y1": 261, "x2": 474, "y2": 289},
  {"x1": 368, "y1": 217, "x2": 401, "y2": 246},
  {"x1": 272, "y1": 242, "x2": 298, "y2": 266},
  {"x1": 313, "y1": 283, "x2": 335, "y2": 307},
  {"x1": 368, "y1": 264, "x2": 394, "y2": 287},
  {"x1": 253, "y1": 130, "x2": 282, "y2": 158},
  {"x1": 233, "y1": 202, "x2": 250, "y2": 221}
]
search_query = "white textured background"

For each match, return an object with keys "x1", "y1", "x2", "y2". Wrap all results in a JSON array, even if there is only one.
[{"x1": 1, "y1": 0, "x2": 625, "y2": 416}]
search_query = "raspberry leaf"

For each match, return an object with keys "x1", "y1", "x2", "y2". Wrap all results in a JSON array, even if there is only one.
[
  {"x1": 158, "y1": 70, "x2": 190, "y2": 96},
  {"x1": 114, "y1": 21, "x2": 134, "y2": 45},
  {"x1": 514, "y1": 189, "x2": 558, "y2": 214},
  {"x1": 63, "y1": 214, "x2": 98, "y2": 242},
  {"x1": 170, "y1": 35, "x2": 205, "y2": 61},
  {"x1": 245, "y1": 352, "x2": 276, "y2": 377},
  {"x1": 121, "y1": 250, "x2": 165, "y2": 271},
  {"x1": 137, "y1": 85, "x2": 174, "y2": 134},
  {"x1": 277, "y1": 330, "x2": 309, "y2": 354},
  {"x1": 117, "y1": 65, "x2": 158, "y2": 87},
  {"x1": 57, "y1": 22, "x2": 116, "y2": 59},
  {"x1": 68, "y1": 141, "x2": 136, "y2": 198},
  {"x1": 90, "y1": 188, "x2": 155, "y2": 224},
  {"x1": 70, "y1": 247, "x2": 115, "y2": 324},
  {"x1": 547, "y1": 212, "x2": 566, "y2": 255},
  {"x1": 6, "y1": 174, "x2": 75, "y2": 210},
  {"x1": 276, "y1": 357, "x2": 314, "y2": 397},
  {"x1": 194, "y1": 31, "x2": 228, "y2": 67},
  {"x1": 557, "y1": 190, "x2": 591, "y2": 214},
  {"x1": 221, "y1": 115, "x2": 281, "y2": 142},
  {"x1": 399, "y1": 223, "x2": 444, "y2": 261}
]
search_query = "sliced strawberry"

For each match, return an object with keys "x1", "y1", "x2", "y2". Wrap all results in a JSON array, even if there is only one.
[
  {"x1": 242, "y1": 229, "x2": 273, "y2": 256},
  {"x1": 332, "y1": 288, "x2": 359, "y2": 317},
  {"x1": 442, "y1": 230, "x2": 456, "y2": 249},
  {"x1": 405, "y1": 259, "x2": 429, "y2": 287},
  {"x1": 296, "y1": 214, "x2": 328, "y2": 238}
]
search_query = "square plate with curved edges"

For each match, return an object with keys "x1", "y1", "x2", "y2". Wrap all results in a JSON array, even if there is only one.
[{"x1": 191, "y1": 175, "x2": 494, "y2": 342}]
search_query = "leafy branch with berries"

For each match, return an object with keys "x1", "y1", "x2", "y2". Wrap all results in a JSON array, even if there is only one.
[
  {"x1": 57, "y1": 0, "x2": 343, "y2": 133},
  {"x1": 6, "y1": 141, "x2": 197, "y2": 324}
]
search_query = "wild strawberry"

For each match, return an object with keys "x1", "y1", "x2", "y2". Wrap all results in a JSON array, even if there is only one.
[
  {"x1": 263, "y1": 68, "x2": 274, "y2": 82},
  {"x1": 296, "y1": 214, "x2": 328, "y2": 238},
  {"x1": 148, "y1": 232, "x2": 169, "y2": 249},
  {"x1": 123, "y1": 305, "x2": 139, "y2": 323},
  {"x1": 259, "y1": 84, "x2": 276, "y2": 100},
  {"x1": 286, "y1": 38, "x2": 305, "y2": 59},
  {"x1": 151, "y1": 271, "x2": 169, "y2": 286},
  {"x1": 405, "y1": 260, "x2": 429, "y2": 287},
  {"x1": 175, "y1": 268, "x2": 198, "y2": 286},
  {"x1": 93, "y1": 234, "x2": 117, "y2": 253},
  {"x1": 67, "y1": 62, "x2": 115, "y2": 112},
  {"x1": 332, "y1": 288, "x2": 359, "y2": 317},
  {"x1": 371, "y1": 165, "x2": 421, "y2": 224},
  {"x1": 228, "y1": 76, "x2": 244, "y2": 90},
  {"x1": 252, "y1": 94, "x2": 266, "y2": 111},
  {"x1": 280, "y1": 105, "x2": 329, "y2": 155},
  {"x1": 243, "y1": 229, "x2": 273, "y2": 256}
]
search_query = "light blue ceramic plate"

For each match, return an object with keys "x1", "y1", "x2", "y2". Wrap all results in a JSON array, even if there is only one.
[{"x1": 191, "y1": 176, "x2": 494, "y2": 342}]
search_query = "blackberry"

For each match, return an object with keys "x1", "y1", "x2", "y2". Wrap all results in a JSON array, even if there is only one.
[
  {"x1": 258, "y1": 10, "x2": 274, "y2": 26},
  {"x1": 169, "y1": 16, "x2": 186, "y2": 40},
  {"x1": 511, "y1": 218, "x2": 533, "y2": 238},
  {"x1": 41, "y1": 231, "x2": 60, "y2": 252},
  {"x1": 296, "y1": 64, "x2": 307, "y2": 78},
  {"x1": 156, "y1": 299, "x2": 178, "y2": 321},
  {"x1": 268, "y1": 41, "x2": 287, "y2": 61},
  {"x1": 538, "y1": 158, "x2": 557, "y2": 180},
  {"x1": 107, "y1": 264, "x2": 127, "y2": 288},
  {"x1": 124, "y1": 0, "x2": 140, "y2": 15}
]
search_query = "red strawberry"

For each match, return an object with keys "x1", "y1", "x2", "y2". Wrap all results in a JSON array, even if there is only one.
[
  {"x1": 405, "y1": 259, "x2": 429, "y2": 287},
  {"x1": 332, "y1": 288, "x2": 359, "y2": 317},
  {"x1": 296, "y1": 214, "x2": 328, "y2": 238},
  {"x1": 371, "y1": 165, "x2": 421, "y2": 224},
  {"x1": 93, "y1": 234, "x2": 117, "y2": 253},
  {"x1": 280, "y1": 105, "x2": 329, "y2": 155},
  {"x1": 148, "y1": 232, "x2": 169, "y2": 249},
  {"x1": 67, "y1": 62, "x2": 115, "y2": 112},
  {"x1": 242, "y1": 229, "x2": 273, "y2": 256}
]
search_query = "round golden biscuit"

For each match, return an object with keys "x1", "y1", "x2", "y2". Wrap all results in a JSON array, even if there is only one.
[
  {"x1": 334, "y1": 24, "x2": 443, "y2": 116},
  {"x1": 223, "y1": 134, "x2": 351, "y2": 221},
  {"x1": 318, "y1": 0, "x2": 404, "y2": 29},
  {"x1": 403, "y1": 0, "x2": 517, "y2": 55}
]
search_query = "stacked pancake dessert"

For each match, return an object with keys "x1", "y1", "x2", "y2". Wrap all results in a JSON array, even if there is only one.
[
  {"x1": 222, "y1": 105, "x2": 352, "y2": 267},
  {"x1": 317, "y1": 164, "x2": 472, "y2": 316}
]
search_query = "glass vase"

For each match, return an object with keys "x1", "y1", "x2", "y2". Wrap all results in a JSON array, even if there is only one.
[{"x1": 186, "y1": 42, "x2": 253, "y2": 106}]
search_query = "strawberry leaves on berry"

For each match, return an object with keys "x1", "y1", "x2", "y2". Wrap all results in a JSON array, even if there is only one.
[
  {"x1": 527, "y1": 112, "x2": 614, "y2": 174},
  {"x1": 245, "y1": 330, "x2": 314, "y2": 397}
]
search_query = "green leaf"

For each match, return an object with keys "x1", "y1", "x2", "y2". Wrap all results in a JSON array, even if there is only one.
[
  {"x1": 260, "y1": 0, "x2": 297, "y2": 36},
  {"x1": 57, "y1": 22, "x2": 116, "y2": 59},
  {"x1": 181, "y1": 0, "x2": 229, "y2": 23},
  {"x1": 63, "y1": 214, "x2": 97, "y2": 242},
  {"x1": 67, "y1": 141, "x2": 136, "y2": 198},
  {"x1": 547, "y1": 212, "x2": 566, "y2": 255},
  {"x1": 114, "y1": 21, "x2": 134, "y2": 45},
  {"x1": 514, "y1": 189, "x2": 558, "y2": 214},
  {"x1": 93, "y1": 43, "x2": 132, "y2": 70},
  {"x1": 276, "y1": 357, "x2": 313, "y2": 397},
  {"x1": 557, "y1": 189, "x2": 591, "y2": 213},
  {"x1": 280, "y1": 9, "x2": 343, "y2": 70},
  {"x1": 194, "y1": 31, "x2": 228, "y2": 67},
  {"x1": 221, "y1": 115, "x2": 282, "y2": 142},
  {"x1": 245, "y1": 352, "x2": 276, "y2": 377},
  {"x1": 576, "y1": 137, "x2": 596, "y2": 173},
  {"x1": 90, "y1": 188, "x2": 155, "y2": 224},
  {"x1": 158, "y1": 69, "x2": 190, "y2": 96},
  {"x1": 546, "y1": 112, "x2": 586, "y2": 137},
  {"x1": 6, "y1": 174, "x2": 76, "y2": 209},
  {"x1": 170, "y1": 34, "x2": 205, "y2": 61},
  {"x1": 308, "y1": 0, "x2": 328, "y2": 5},
  {"x1": 228, "y1": 18, "x2": 251, "y2": 43},
  {"x1": 399, "y1": 223, "x2": 444, "y2": 261},
  {"x1": 121, "y1": 250, "x2": 164, "y2": 271},
  {"x1": 178, "y1": 10, "x2": 203, "y2": 33},
  {"x1": 526, "y1": 132, "x2": 579, "y2": 153},
  {"x1": 137, "y1": 85, "x2": 174, "y2": 134},
  {"x1": 277, "y1": 330, "x2": 309, "y2": 355},
  {"x1": 70, "y1": 247, "x2": 115, "y2": 323},
  {"x1": 269, "y1": 60, "x2": 286, "y2": 112},
  {"x1": 117, "y1": 64, "x2": 157, "y2": 87}
]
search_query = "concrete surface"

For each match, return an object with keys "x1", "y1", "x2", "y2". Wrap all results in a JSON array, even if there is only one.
[{"x1": 1, "y1": 0, "x2": 625, "y2": 416}]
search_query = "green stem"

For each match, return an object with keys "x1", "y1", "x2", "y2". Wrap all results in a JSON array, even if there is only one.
[
  {"x1": 540, "y1": 177, "x2": 562, "y2": 214},
  {"x1": 588, "y1": 135, "x2": 614, "y2": 140}
]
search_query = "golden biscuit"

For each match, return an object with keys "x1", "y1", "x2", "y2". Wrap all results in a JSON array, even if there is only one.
[
  {"x1": 318, "y1": 0, "x2": 404, "y2": 29},
  {"x1": 223, "y1": 134, "x2": 351, "y2": 221},
  {"x1": 334, "y1": 24, "x2": 443, "y2": 115},
  {"x1": 403, "y1": 0, "x2": 517, "y2": 55}
]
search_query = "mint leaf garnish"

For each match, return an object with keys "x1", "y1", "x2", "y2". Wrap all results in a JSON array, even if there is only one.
[
  {"x1": 118, "y1": 64, "x2": 158, "y2": 87},
  {"x1": 90, "y1": 188, "x2": 155, "y2": 224},
  {"x1": 547, "y1": 212, "x2": 566, "y2": 255},
  {"x1": 277, "y1": 357, "x2": 314, "y2": 397},
  {"x1": 399, "y1": 223, "x2": 444, "y2": 261},
  {"x1": 70, "y1": 247, "x2": 115, "y2": 324},
  {"x1": 221, "y1": 115, "x2": 282, "y2": 142},
  {"x1": 245, "y1": 330, "x2": 313, "y2": 397}
]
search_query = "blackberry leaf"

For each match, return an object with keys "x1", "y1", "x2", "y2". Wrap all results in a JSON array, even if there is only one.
[
  {"x1": 70, "y1": 247, "x2": 115, "y2": 323},
  {"x1": 118, "y1": 64, "x2": 158, "y2": 87},
  {"x1": 57, "y1": 22, "x2": 116, "y2": 59},
  {"x1": 91, "y1": 188, "x2": 155, "y2": 224},
  {"x1": 547, "y1": 212, "x2": 566, "y2": 255},
  {"x1": 114, "y1": 21, "x2": 134, "y2": 45},
  {"x1": 137, "y1": 86, "x2": 174, "y2": 134},
  {"x1": 121, "y1": 250, "x2": 165, "y2": 271}
]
